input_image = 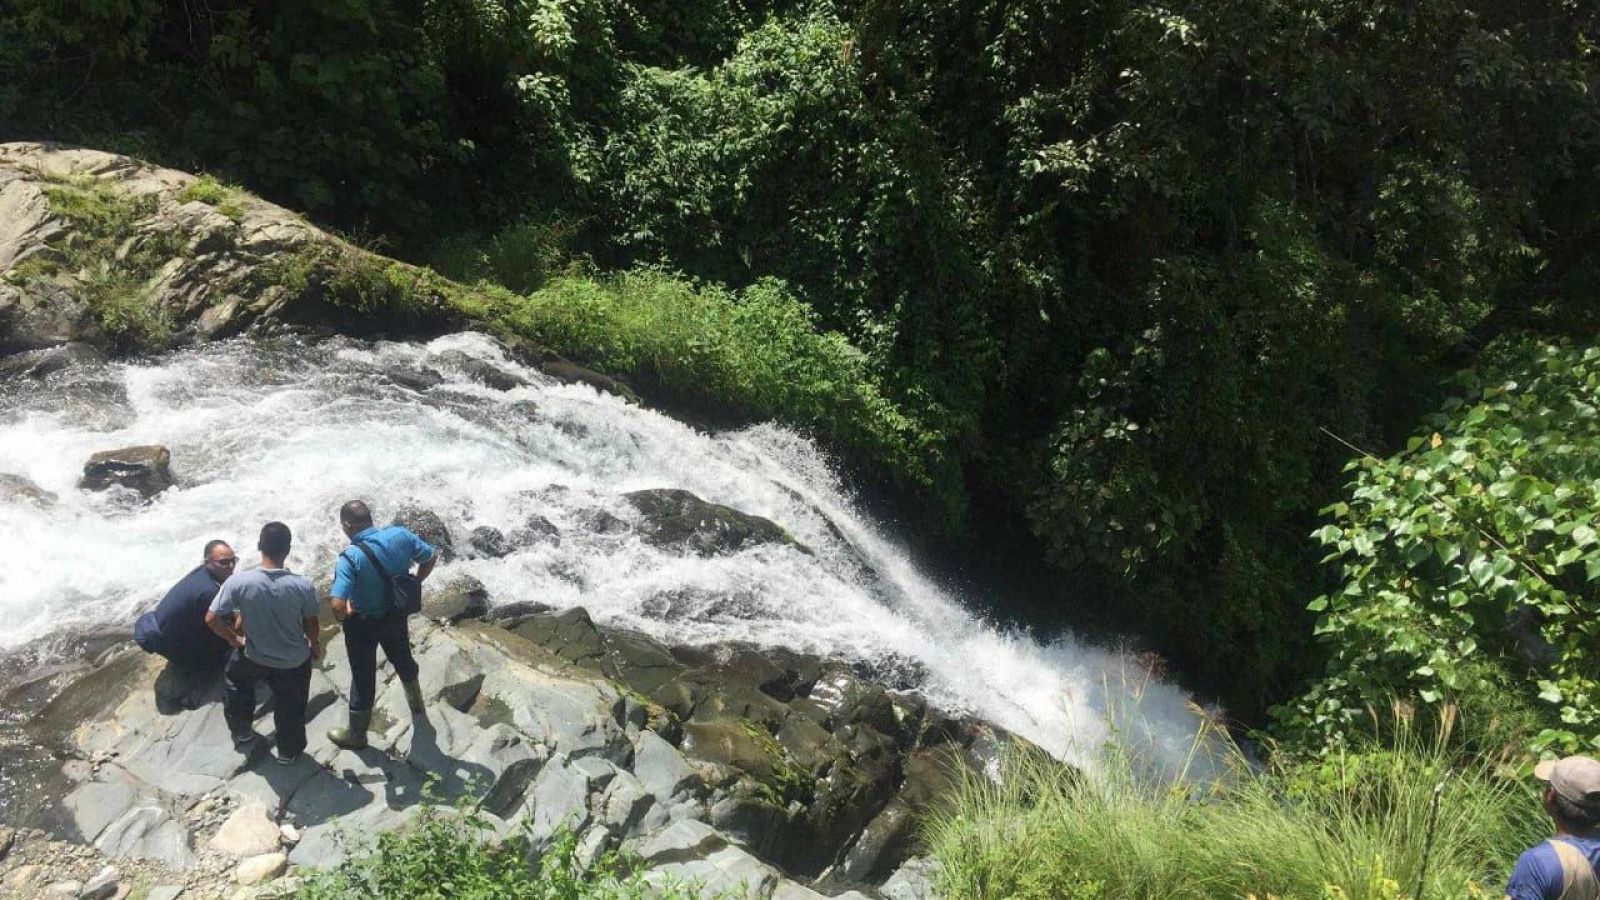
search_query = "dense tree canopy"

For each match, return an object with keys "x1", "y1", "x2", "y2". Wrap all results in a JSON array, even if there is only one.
[{"x1": 7, "y1": 0, "x2": 1600, "y2": 718}]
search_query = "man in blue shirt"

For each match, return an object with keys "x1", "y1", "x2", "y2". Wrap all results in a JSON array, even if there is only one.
[
  {"x1": 325, "y1": 499, "x2": 437, "y2": 749},
  {"x1": 133, "y1": 540, "x2": 236, "y2": 669},
  {"x1": 1505, "y1": 755, "x2": 1600, "y2": 899},
  {"x1": 205, "y1": 522, "x2": 320, "y2": 764}
]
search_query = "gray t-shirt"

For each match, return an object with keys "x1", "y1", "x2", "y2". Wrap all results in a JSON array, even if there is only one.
[{"x1": 209, "y1": 568, "x2": 317, "y2": 668}]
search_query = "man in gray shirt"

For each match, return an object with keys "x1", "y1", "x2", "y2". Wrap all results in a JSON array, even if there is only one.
[{"x1": 206, "y1": 521, "x2": 320, "y2": 764}]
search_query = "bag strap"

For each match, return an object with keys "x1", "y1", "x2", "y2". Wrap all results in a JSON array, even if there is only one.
[
  {"x1": 1548, "y1": 838, "x2": 1600, "y2": 900},
  {"x1": 354, "y1": 541, "x2": 393, "y2": 581}
]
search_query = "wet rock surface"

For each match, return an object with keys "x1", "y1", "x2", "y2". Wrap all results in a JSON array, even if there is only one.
[
  {"x1": 0, "y1": 605, "x2": 995, "y2": 898},
  {"x1": 626, "y1": 488, "x2": 801, "y2": 557},
  {"x1": 79, "y1": 446, "x2": 173, "y2": 499}
]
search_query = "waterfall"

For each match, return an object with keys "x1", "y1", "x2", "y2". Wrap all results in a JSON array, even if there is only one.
[{"x1": 0, "y1": 333, "x2": 1218, "y2": 777}]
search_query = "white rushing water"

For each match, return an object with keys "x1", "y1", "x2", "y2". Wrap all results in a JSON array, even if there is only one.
[{"x1": 0, "y1": 333, "x2": 1217, "y2": 776}]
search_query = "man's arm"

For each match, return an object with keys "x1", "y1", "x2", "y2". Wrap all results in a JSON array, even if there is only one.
[
  {"x1": 205, "y1": 609, "x2": 244, "y2": 649},
  {"x1": 416, "y1": 555, "x2": 436, "y2": 583},
  {"x1": 304, "y1": 616, "x2": 321, "y2": 661},
  {"x1": 329, "y1": 550, "x2": 355, "y2": 620}
]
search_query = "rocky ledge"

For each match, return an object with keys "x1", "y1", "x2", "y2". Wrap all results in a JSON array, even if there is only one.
[{"x1": 0, "y1": 597, "x2": 1009, "y2": 898}]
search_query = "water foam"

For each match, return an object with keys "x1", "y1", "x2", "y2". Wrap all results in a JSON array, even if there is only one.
[{"x1": 0, "y1": 334, "x2": 1215, "y2": 775}]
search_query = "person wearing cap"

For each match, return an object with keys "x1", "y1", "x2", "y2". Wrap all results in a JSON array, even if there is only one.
[{"x1": 1506, "y1": 755, "x2": 1600, "y2": 899}]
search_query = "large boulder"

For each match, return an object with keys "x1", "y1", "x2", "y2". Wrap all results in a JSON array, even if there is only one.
[
  {"x1": 79, "y1": 445, "x2": 173, "y2": 499},
  {"x1": 392, "y1": 505, "x2": 455, "y2": 562},
  {"x1": 422, "y1": 574, "x2": 490, "y2": 624},
  {"x1": 624, "y1": 489, "x2": 799, "y2": 557},
  {"x1": 0, "y1": 142, "x2": 465, "y2": 355}
]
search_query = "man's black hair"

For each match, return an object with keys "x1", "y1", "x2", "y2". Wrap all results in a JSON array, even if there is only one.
[
  {"x1": 1553, "y1": 792, "x2": 1600, "y2": 832},
  {"x1": 340, "y1": 500, "x2": 374, "y2": 530},
  {"x1": 203, "y1": 539, "x2": 231, "y2": 559},
  {"x1": 259, "y1": 521, "x2": 292, "y2": 560}
]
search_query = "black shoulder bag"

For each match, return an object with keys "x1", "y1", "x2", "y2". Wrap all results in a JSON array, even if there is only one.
[{"x1": 353, "y1": 541, "x2": 423, "y2": 617}]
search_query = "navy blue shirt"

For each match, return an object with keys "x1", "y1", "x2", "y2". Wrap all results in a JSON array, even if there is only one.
[
  {"x1": 147, "y1": 565, "x2": 229, "y2": 657},
  {"x1": 331, "y1": 525, "x2": 435, "y2": 617}
]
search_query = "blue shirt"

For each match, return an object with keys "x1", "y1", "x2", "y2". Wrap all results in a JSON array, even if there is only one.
[
  {"x1": 1506, "y1": 836, "x2": 1600, "y2": 899},
  {"x1": 331, "y1": 525, "x2": 435, "y2": 617}
]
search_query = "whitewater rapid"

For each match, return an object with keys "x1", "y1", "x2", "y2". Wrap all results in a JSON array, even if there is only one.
[{"x1": 0, "y1": 333, "x2": 1216, "y2": 776}]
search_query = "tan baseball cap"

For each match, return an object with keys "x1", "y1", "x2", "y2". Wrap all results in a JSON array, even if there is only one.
[{"x1": 1535, "y1": 756, "x2": 1600, "y2": 806}]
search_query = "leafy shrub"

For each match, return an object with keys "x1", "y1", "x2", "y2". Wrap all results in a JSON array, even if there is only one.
[
  {"x1": 297, "y1": 802, "x2": 701, "y2": 900},
  {"x1": 1284, "y1": 339, "x2": 1600, "y2": 754}
]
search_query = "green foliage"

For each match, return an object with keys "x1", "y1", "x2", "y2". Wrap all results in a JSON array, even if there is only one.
[
  {"x1": 297, "y1": 802, "x2": 700, "y2": 900},
  {"x1": 495, "y1": 268, "x2": 943, "y2": 486},
  {"x1": 432, "y1": 218, "x2": 582, "y2": 295},
  {"x1": 1284, "y1": 339, "x2": 1600, "y2": 755},
  {"x1": 12, "y1": 0, "x2": 1600, "y2": 721},
  {"x1": 15, "y1": 173, "x2": 183, "y2": 348},
  {"x1": 926, "y1": 725, "x2": 1543, "y2": 900},
  {"x1": 179, "y1": 175, "x2": 246, "y2": 222}
]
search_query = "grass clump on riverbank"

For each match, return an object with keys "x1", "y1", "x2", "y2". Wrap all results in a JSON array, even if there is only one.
[
  {"x1": 496, "y1": 269, "x2": 949, "y2": 490},
  {"x1": 297, "y1": 804, "x2": 701, "y2": 900},
  {"x1": 926, "y1": 720, "x2": 1545, "y2": 899}
]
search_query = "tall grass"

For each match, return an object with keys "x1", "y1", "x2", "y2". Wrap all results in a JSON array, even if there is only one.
[{"x1": 925, "y1": 713, "x2": 1547, "y2": 899}]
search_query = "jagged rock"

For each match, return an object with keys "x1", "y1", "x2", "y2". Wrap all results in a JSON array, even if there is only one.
[
  {"x1": 392, "y1": 505, "x2": 455, "y2": 562},
  {"x1": 468, "y1": 526, "x2": 512, "y2": 559},
  {"x1": 385, "y1": 365, "x2": 442, "y2": 392},
  {"x1": 829, "y1": 798, "x2": 915, "y2": 884},
  {"x1": 208, "y1": 803, "x2": 280, "y2": 857},
  {"x1": 235, "y1": 851, "x2": 287, "y2": 885},
  {"x1": 79, "y1": 445, "x2": 173, "y2": 498},
  {"x1": 0, "y1": 825, "x2": 12, "y2": 859},
  {"x1": 632, "y1": 731, "x2": 700, "y2": 801},
  {"x1": 0, "y1": 341, "x2": 104, "y2": 380},
  {"x1": 879, "y1": 856, "x2": 941, "y2": 900},
  {"x1": 43, "y1": 880, "x2": 82, "y2": 898},
  {"x1": 537, "y1": 357, "x2": 641, "y2": 404},
  {"x1": 527, "y1": 757, "x2": 593, "y2": 843},
  {"x1": 0, "y1": 144, "x2": 470, "y2": 353},
  {"x1": 508, "y1": 514, "x2": 560, "y2": 548},
  {"x1": 437, "y1": 350, "x2": 529, "y2": 391},
  {"x1": 625, "y1": 488, "x2": 798, "y2": 557},
  {"x1": 0, "y1": 472, "x2": 55, "y2": 507},
  {"x1": 510, "y1": 607, "x2": 604, "y2": 668},
  {"x1": 581, "y1": 508, "x2": 630, "y2": 535},
  {"x1": 146, "y1": 886, "x2": 185, "y2": 900},
  {"x1": 423, "y1": 574, "x2": 489, "y2": 624},
  {"x1": 79, "y1": 865, "x2": 117, "y2": 900}
]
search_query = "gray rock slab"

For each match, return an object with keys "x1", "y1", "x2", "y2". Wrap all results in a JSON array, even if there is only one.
[
  {"x1": 643, "y1": 845, "x2": 778, "y2": 898},
  {"x1": 62, "y1": 779, "x2": 138, "y2": 842},
  {"x1": 594, "y1": 771, "x2": 654, "y2": 836},
  {"x1": 95, "y1": 805, "x2": 197, "y2": 869},
  {"x1": 632, "y1": 731, "x2": 699, "y2": 801},
  {"x1": 527, "y1": 756, "x2": 592, "y2": 843},
  {"x1": 145, "y1": 887, "x2": 185, "y2": 900},
  {"x1": 633, "y1": 818, "x2": 727, "y2": 865},
  {"x1": 879, "y1": 855, "x2": 941, "y2": 900}
]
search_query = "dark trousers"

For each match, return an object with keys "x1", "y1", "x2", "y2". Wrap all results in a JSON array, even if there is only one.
[
  {"x1": 223, "y1": 650, "x2": 312, "y2": 757},
  {"x1": 343, "y1": 613, "x2": 418, "y2": 713}
]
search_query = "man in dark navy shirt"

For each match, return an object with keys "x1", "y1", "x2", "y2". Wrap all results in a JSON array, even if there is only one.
[{"x1": 133, "y1": 540, "x2": 236, "y2": 669}]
